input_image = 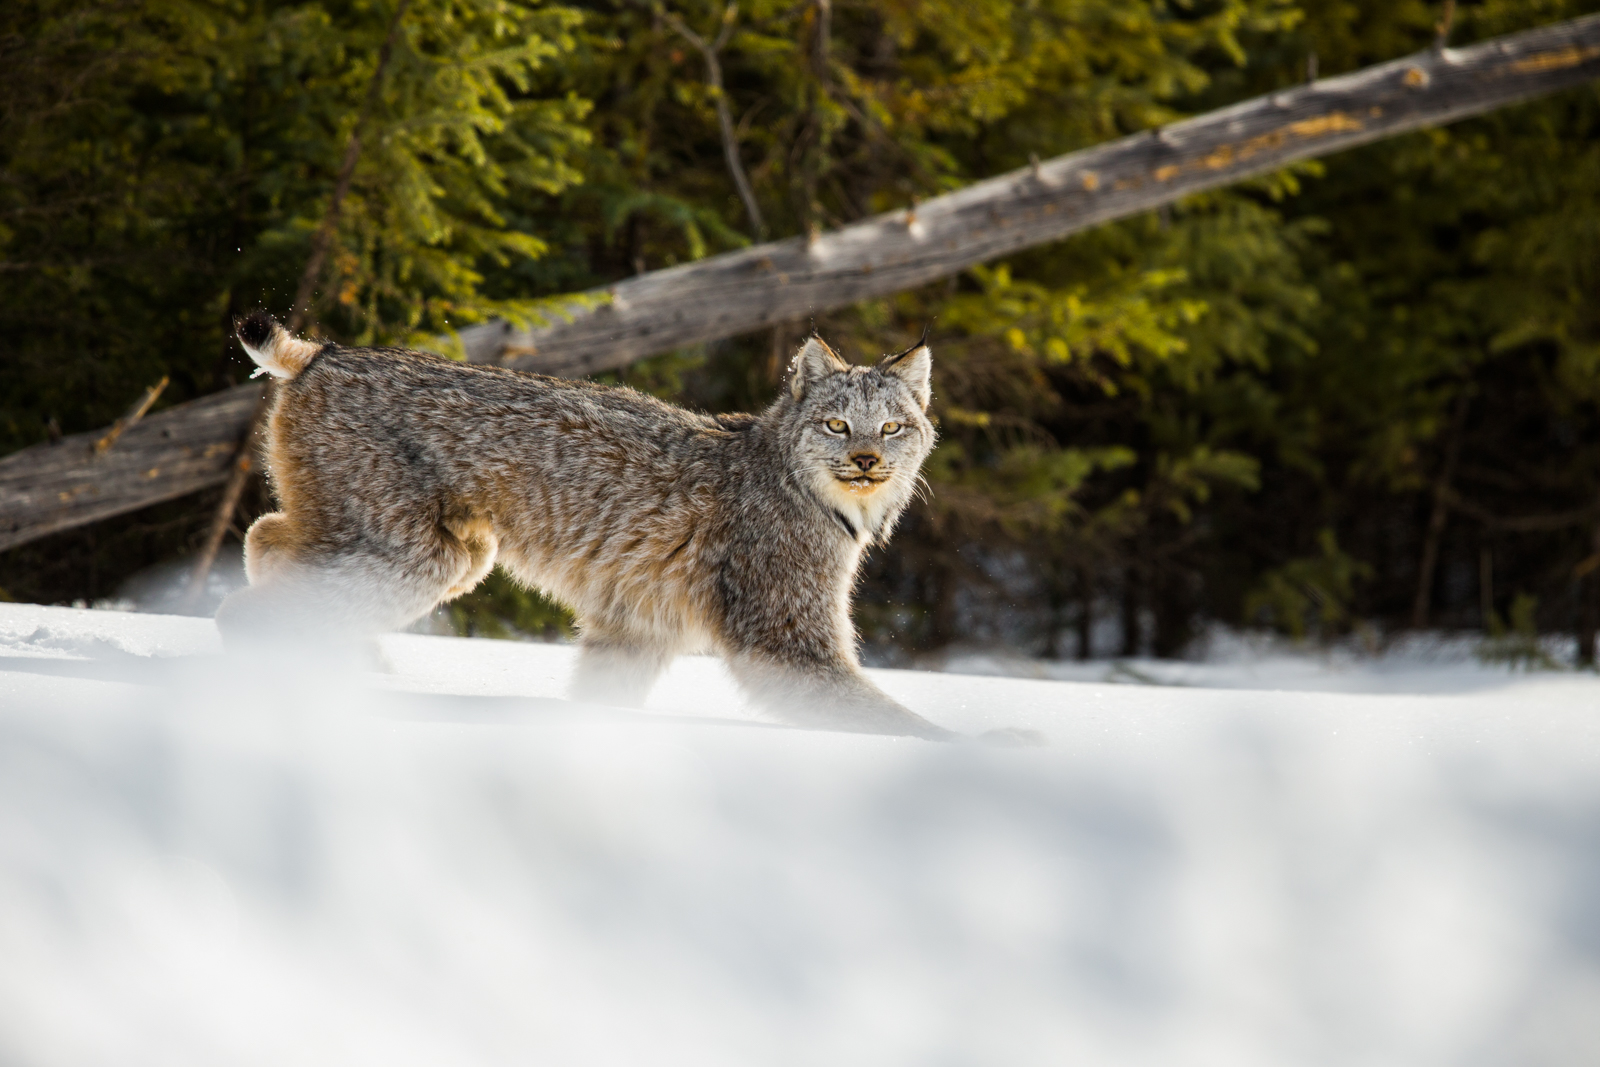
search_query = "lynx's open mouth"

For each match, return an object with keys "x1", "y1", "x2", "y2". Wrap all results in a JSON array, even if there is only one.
[{"x1": 835, "y1": 474, "x2": 887, "y2": 491}]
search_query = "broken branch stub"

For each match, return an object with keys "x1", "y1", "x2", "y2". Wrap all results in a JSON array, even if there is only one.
[{"x1": 93, "y1": 376, "x2": 170, "y2": 456}]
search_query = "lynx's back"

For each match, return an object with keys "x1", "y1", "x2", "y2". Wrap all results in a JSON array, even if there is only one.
[{"x1": 269, "y1": 343, "x2": 754, "y2": 643}]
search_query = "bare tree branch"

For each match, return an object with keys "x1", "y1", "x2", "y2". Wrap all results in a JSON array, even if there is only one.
[
  {"x1": 661, "y1": 4, "x2": 767, "y2": 239},
  {"x1": 1440, "y1": 487, "x2": 1600, "y2": 534}
]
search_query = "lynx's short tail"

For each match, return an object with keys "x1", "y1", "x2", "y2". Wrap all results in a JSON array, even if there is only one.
[{"x1": 236, "y1": 311, "x2": 324, "y2": 379}]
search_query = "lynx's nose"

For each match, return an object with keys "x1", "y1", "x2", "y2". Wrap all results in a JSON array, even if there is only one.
[{"x1": 851, "y1": 453, "x2": 880, "y2": 472}]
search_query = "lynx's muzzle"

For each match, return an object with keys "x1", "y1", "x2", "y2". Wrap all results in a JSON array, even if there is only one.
[{"x1": 236, "y1": 311, "x2": 324, "y2": 379}]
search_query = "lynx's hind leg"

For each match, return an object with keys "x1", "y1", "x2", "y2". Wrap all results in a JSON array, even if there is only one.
[
  {"x1": 217, "y1": 511, "x2": 316, "y2": 643},
  {"x1": 569, "y1": 621, "x2": 675, "y2": 708},
  {"x1": 218, "y1": 517, "x2": 489, "y2": 649},
  {"x1": 241, "y1": 512, "x2": 298, "y2": 585},
  {"x1": 440, "y1": 518, "x2": 497, "y2": 601}
]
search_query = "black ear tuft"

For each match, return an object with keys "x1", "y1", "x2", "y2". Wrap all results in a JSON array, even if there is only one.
[
  {"x1": 236, "y1": 310, "x2": 277, "y2": 350},
  {"x1": 882, "y1": 324, "x2": 932, "y2": 367}
]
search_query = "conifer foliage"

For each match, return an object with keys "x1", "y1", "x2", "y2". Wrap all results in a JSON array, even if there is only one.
[
  {"x1": 0, "y1": 0, "x2": 588, "y2": 452},
  {"x1": 3, "y1": 0, "x2": 1600, "y2": 662}
]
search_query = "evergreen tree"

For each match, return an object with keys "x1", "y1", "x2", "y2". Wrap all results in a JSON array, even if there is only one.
[
  {"x1": 0, "y1": 0, "x2": 589, "y2": 601},
  {"x1": 4, "y1": 0, "x2": 1600, "y2": 661}
]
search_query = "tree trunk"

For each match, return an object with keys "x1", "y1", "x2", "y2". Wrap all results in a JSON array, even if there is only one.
[
  {"x1": 1411, "y1": 392, "x2": 1470, "y2": 628},
  {"x1": 1579, "y1": 524, "x2": 1600, "y2": 667},
  {"x1": 1120, "y1": 564, "x2": 1142, "y2": 658},
  {"x1": 1152, "y1": 562, "x2": 1191, "y2": 658},
  {"x1": 1076, "y1": 566, "x2": 1094, "y2": 661},
  {"x1": 1480, "y1": 547, "x2": 1496, "y2": 629},
  {"x1": 1579, "y1": 585, "x2": 1597, "y2": 667}
]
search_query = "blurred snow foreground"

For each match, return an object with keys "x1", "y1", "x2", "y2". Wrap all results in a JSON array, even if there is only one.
[{"x1": 2, "y1": 604, "x2": 1599, "y2": 1067}]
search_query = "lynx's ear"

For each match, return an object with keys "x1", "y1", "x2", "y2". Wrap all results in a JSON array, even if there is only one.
[
  {"x1": 880, "y1": 343, "x2": 932, "y2": 410},
  {"x1": 789, "y1": 336, "x2": 850, "y2": 401}
]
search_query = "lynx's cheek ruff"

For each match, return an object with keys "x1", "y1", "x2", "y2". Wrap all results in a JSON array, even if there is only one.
[{"x1": 217, "y1": 315, "x2": 951, "y2": 740}]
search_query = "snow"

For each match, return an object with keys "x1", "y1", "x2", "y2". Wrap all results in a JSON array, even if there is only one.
[
  {"x1": 935, "y1": 624, "x2": 1599, "y2": 696},
  {"x1": 2, "y1": 602, "x2": 1599, "y2": 1066}
]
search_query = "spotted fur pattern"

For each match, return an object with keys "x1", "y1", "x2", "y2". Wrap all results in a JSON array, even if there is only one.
[{"x1": 216, "y1": 313, "x2": 948, "y2": 739}]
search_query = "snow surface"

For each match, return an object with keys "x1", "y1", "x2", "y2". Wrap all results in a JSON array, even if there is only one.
[
  {"x1": 3, "y1": 601, "x2": 1600, "y2": 1066},
  {"x1": 934, "y1": 625, "x2": 1597, "y2": 695}
]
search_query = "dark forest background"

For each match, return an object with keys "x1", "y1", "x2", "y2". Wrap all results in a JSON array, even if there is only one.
[{"x1": 4, "y1": 0, "x2": 1600, "y2": 662}]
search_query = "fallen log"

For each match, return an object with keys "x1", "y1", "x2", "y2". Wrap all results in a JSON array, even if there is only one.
[
  {"x1": 462, "y1": 12, "x2": 1600, "y2": 375},
  {"x1": 0, "y1": 383, "x2": 264, "y2": 553},
  {"x1": 4, "y1": 12, "x2": 1600, "y2": 552}
]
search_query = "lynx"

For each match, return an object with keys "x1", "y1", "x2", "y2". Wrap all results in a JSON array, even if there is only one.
[{"x1": 217, "y1": 311, "x2": 954, "y2": 739}]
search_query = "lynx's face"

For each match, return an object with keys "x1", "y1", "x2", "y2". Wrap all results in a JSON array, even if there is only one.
[{"x1": 784, "y1": 337, "x2": 935, "y2": 539}]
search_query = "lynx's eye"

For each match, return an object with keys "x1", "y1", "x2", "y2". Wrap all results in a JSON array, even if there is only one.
[
  {"x1": 825, "y1": 418, "x2": 849, "y2": 434},
  {"x1": 881, "y1": 421, "x2": 903, "y2": 436}
]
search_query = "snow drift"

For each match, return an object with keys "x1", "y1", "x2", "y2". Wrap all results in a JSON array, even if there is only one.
[{"x1": 2, "y1": 602, "x2": 1598, "y2": 1066}]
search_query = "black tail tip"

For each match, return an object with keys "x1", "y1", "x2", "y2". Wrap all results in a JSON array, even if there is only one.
[{"x1": 236, "y1": 310, "x2": 278, "y2": 350}]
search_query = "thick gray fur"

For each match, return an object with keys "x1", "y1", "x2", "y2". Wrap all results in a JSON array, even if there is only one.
[{"x1": 217, "y1": 318, "x2": 951, "y2": 739}]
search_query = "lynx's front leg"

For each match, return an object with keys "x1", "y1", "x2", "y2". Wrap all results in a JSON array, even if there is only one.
[
  {"x1": 569, "y1": 621, "x2": 675, "y2": 708},
  {"x1": 726, "y1": 647, "x2": 954, "y2": 741}
]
